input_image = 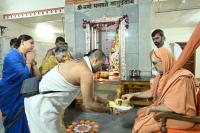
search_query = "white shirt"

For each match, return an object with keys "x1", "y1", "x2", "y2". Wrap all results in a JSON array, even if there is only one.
[
  {"x1": 153, "y1": 41, "x2": 182, "y2": 60},
  {"x1": 152, "y1": 41, "x2": 182, "y2": 76}
]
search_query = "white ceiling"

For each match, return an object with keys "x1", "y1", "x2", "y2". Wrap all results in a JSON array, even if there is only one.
[
  {"x1": 10, "y1": 14, "x2": 64, "y2": 34},
  {"x1": 152, "y1": 0, "x2": 200, "y2": 28},
  {"x1": 2, "y1": 0, "x2": 200, "y2": 34}
]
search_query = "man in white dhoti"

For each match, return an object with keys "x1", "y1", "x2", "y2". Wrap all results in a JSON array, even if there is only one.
[{"x1": 24, "y1": 49, "x2": 115, "y2": 133}]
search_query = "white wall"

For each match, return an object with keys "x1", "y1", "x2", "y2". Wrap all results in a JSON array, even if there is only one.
[
  {"x1": 0, "y1": 18, "x2": 55, "y2": 72},
  {"x1": 163, "y1": 27, "x2": 195, "y2": 42},
  {"x1": 0, "y1": 0, "x2": 64, "y2": 13},
  {"x1": 0, "y1": 19, "x2": 34, "y2": 38},
  {"x1": 0, "y1": 17, "x2": 58, "y2": 42},
  {"x1": 0, "y1": 0, "x2": 63, "y2": 43},
  {"x1": 160, "y1": 27, "x2": 200, "y2": 77},
  {"x1": 34, "y1": 41, "x2": 54, "y2": 66},
  {"x1": 0, "y1": 0, "x2": 63, "y2": 77}
]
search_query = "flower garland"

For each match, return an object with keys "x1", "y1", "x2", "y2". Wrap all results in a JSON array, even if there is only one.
[{"x1": 82, "y1": 15, "x2": 129, "y2": 29}]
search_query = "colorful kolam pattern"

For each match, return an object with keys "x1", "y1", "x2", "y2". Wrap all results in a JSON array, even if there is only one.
[{"x1": 66, "y1": 120, "x2": 99, "y2": 133}]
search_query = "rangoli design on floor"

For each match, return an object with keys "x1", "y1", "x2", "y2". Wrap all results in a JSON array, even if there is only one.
[{"x1": 66, "y1": 120, "x2": 99, "y2": 133}]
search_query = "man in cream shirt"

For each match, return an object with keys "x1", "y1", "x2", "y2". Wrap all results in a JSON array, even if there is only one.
[{"x1": 150, "y1": 29, "x2": 182, "y2": 76}]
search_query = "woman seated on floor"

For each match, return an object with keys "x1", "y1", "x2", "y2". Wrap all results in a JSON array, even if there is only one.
[
  {"x1": 40, "y1": 46, "x2": 69, "y2": 74},
  {"x1": 122, "y1": 47, "x2": 198, "y2": 133}
]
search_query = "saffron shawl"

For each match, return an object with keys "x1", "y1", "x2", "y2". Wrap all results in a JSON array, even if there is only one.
[{"x1": 133, "y1": 48, "x2": 197, "y2": 133}]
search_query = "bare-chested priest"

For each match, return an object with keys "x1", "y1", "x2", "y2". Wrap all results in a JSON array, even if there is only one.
[{"x1": 24, "y1": 49, "x2": 119, "y2": 133}]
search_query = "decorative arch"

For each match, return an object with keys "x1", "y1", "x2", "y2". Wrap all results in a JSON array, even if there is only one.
[{"x1": 83, "y1": 15, "x2": 128, "y2": 79}]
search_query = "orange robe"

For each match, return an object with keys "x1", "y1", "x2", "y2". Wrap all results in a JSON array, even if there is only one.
[{"x1": 132, "y1": 69, "x2": 197, "y2": 133}]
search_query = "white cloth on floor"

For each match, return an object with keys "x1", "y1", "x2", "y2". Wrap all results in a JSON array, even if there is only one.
[{"x1": 24, "y1": 65, "x2": 80, "y2": 133}]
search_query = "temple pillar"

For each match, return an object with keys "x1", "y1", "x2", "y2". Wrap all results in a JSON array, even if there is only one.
[
  {"x1": 64, "y1": 4, "x2": 76, "y2": 55},
  {"x1": 138, "y1": 0, "x2": 152, "y2": 76}
]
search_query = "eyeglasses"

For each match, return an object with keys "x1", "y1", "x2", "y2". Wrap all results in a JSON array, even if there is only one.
[{"x1": 152, "y1": 61, "x2": 161, "y2": 65}]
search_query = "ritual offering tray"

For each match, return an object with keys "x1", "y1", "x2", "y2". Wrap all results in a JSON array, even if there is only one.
[
  {"x1": 109, "y1": 71, "x2": 119, "y2": 76},
  {"x1": 109, "y1": 99, "x2": 133, "y2": 111},
  {"x1": 66, "y1": 120, "x2": 99, "y2": 133}
]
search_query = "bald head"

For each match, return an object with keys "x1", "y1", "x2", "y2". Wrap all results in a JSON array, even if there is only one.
[{"x1": 86, "y1": 49, "x2": 106, "y2": 73}]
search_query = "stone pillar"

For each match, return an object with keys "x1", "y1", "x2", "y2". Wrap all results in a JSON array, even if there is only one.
[
  {"x1": 64, "y1": 4, "x2": 76, "y2": 55},
  {"x1": 138, "y1": 0, "x2": 152, "y2": 76}
]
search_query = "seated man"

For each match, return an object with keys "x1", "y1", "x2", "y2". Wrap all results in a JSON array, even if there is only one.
[
  {"x1": 150, "y1": 29, "x2": 182, "y2": 77},
  {"x1": 41, "y1": 37, "x2": 71, "y2": 65},
  {"x1": 122, "y1": 48, "x2": 197, "y2": 133},
  {"x1": 44, "y1": 36, "x2": 66, "y2": 58},
  {"x1": 64, "y1": 42, "x2": 74, "y2": 60},
  {"x1": 40, "y1": 46, "x2": 69, "y2": 75},
  {"x1": 24, "y1": 49, "x2": 120, "y2": 133}
]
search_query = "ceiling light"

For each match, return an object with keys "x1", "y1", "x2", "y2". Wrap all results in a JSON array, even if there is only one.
[
  {"x1": 153, "y1": 0, "x2": 168, "y2": 2},
  {"x1": 35, "y1": 23, "x2": 56, "y2": 41},
  {"x1": 181, "y1": 0, "x2": 186, "y2": 4}
]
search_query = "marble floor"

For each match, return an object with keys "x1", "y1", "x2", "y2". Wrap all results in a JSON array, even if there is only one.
[
  {"x1": 0, "y1": 81, "x2": 131, "y2": 133},
  {"x1": 0, "y1": 107, "x2": 139, "y2": 133},
  {"x1": 64, "y1": 107, "x2": 139, "y2": 133}
]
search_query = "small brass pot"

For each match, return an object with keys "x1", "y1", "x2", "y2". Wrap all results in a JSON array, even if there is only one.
[{"x1": 129, "y1": 70, "x2": 141, "y2": 77}]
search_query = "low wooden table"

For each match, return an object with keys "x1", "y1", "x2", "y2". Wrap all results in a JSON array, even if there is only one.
[{"x1": 118, "y1": 76, "x2": 152, "y2": 106}]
